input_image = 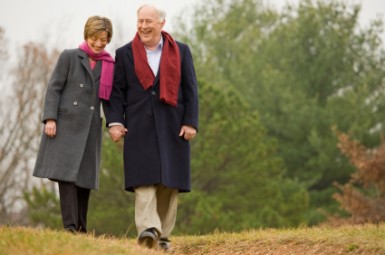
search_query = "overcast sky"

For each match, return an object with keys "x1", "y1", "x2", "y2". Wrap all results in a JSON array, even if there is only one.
[{"x1": 0, "y1": 0, "x2": 384, "y2": 53}]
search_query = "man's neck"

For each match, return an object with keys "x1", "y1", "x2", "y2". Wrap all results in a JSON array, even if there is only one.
[{"x1": 144, "y1": 35, "x2": 162, "y2": 51}]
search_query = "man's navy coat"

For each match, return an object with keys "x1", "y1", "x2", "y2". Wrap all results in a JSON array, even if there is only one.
[{"x1": 103, "y1": 39, "x2": 198, "y2": 192}]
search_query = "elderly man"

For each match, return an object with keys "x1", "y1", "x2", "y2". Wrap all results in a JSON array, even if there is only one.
[{"x1": 103, "y1": 4, "x2": 198, "y2": 251}]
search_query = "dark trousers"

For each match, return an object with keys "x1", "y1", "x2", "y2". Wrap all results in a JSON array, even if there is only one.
[{"x1": 58, "y1": 181, "x2": 90, "y2": 233}]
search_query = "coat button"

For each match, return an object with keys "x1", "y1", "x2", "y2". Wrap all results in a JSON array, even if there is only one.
[
  {"x1": 80, "y1": 84, "x2": 84, "y2": 88},
  {"x1": 73, "y1": 101, "x2": 78, "y2": 106},
  {"x1": 151, "y1": 91, "x2": 156, "y2": 95},
  {"x1": 147, "y1": 111, "x2": 153, "y2": 117},
  {"x1": 90, "y1": 106, "x2": 94, "y2": 110}
]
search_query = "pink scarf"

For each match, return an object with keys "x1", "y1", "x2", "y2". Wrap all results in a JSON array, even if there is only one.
[
  {"x1": 132, "y1": 31, "x2": 181, "y2": 107},
  {"x1": 79, "y1": 41, "x2": 115, "y2": 100}
]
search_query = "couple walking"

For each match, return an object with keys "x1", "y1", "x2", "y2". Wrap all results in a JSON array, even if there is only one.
[{"x1": 33, "y1": 4, "x2": 198, "y2": 251}]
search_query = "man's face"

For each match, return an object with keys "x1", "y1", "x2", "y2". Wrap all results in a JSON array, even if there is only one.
[{"x1": 137, "y1": 6, "x2": 165, "y2": 49}]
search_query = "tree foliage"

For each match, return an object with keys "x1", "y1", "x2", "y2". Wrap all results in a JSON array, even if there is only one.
[
  {"x1": 329, "y1": 131, "x2": 385, "y2": 225},
  {"x1": 174, "y1": 0, "x2": 385, "y2": 224},
  {"x1": 24, "y1": 186, "x2": 61, "y2": 229},
  {"x1": 175, "y1": 80, "x2": 308, "y2": 234}
]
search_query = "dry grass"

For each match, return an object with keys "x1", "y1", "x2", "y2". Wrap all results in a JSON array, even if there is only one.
[
  {"x1": 171, "y1": 224, "x2": 385, "y2": 255},
  {"x1": 1, "y1": 224, "x2": 385, "y2": 255},
  {"x1": 0, "y1": 226, "x2": 158, "y2": 255}
]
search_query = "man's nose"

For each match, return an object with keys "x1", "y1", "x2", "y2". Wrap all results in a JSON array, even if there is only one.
[{"x1": 142, "y1": 21, "x2": 149, "y2": 27}]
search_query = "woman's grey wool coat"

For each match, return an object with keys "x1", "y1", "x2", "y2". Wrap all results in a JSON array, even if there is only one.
[{"x1": 33, "y1": 49, "x2": 103, "y2": 190}]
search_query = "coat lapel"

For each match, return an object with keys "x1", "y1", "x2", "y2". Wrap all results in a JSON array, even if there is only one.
[
  {"x1": 78, "y1": 49, "x2": 97, "y2": 101},
  {"x1": 78, "y1": 49, "x2": 94, "y2": 79},
  {"x1": 126, "y1": 43, "x2": 134, "y2": 65}
]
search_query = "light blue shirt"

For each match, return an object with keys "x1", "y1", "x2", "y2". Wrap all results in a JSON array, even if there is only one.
[{"x1": 145, "y1": 36, "x2": 163, "y2": 76}]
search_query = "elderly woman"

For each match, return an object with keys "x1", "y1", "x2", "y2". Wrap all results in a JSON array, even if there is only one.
[{"x1": 33, "y1": 16, "x2": 114, "y2": 233}]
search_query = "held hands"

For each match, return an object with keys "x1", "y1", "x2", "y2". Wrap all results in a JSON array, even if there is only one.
[
  {"x1": 179, "y1": 125, "x2": 197, "y2": 141},
  {"x1": 45, "y1": 119, "x2": 57, "y2": 138},
  {"x1": 109, "y1": 125, "x2": 128, "y2": 142},
  {"x1": 108, "y1": 125, "x2": 196, "y2": 142}
]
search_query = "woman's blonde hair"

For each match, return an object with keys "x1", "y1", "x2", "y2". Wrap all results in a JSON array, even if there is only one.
[{"x1": 84, "y1": 16, "x2": 113, "y2": 43}]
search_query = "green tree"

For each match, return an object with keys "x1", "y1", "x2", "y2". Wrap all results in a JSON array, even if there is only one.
[
  {"x1": 175, "y1": 0, "x2": 385, "y2": 224},
  {"x1": 175, "y1": 80, "x2": 308, "y2": 234},
  {"x1": 24, "y1": 186, "x2": 61, "y2": 229}
]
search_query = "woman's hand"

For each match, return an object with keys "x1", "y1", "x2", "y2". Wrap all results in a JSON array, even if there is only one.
[{"x1": 45, "y1": 119, "x2": 57, "y2": 138}]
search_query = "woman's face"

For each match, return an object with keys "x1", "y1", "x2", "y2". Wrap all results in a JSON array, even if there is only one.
[{"x1": 86, "y1": 31, "x2": 108, "y2": 54}]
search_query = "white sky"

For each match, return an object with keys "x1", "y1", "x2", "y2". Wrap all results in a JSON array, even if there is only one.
[
  {"x1": 0, "y1": 0, "x2": 201, "y2": 52},
  {"x1": 0, "y1": 0, "x2": 384, "y2": 53}
]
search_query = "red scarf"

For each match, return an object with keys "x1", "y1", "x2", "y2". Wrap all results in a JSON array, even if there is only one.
[
  {"x1": 132, "y1": 31, "x2": 181, "y2": 107},
  {"x1": 79, "y1": 41, "x2": 115, "y2": 100}
]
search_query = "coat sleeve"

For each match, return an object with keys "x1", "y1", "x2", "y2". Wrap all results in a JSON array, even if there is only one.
[
  {"x1": 42, "y1": 50, "x2": 70, "y2": 123},
  {"x1": 180, "y1": 44, "x2": 199, "y2": 131},
  {"x1": 102, "y1": 47, "x2": 127, "y2": 126}
]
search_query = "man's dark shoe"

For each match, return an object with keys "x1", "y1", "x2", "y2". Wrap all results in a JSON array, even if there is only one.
[
  {"x1": 138, "y1": 228, "x2": 159, "y2": 249},
  {"x1": 159, "y1": 238, "x2": 171, "y2": 251}
]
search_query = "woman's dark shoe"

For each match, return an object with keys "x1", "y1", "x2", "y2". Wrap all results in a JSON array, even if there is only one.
[{"x1": 65, "y1": 227, "x2": 77, "y2": 234}]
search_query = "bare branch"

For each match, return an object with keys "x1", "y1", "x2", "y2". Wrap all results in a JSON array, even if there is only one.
[{"x1": 0, "y1": 39, "x2": 59, "y2": 224}]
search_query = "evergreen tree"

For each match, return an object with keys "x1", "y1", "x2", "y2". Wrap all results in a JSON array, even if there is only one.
[
  {"x1": 175, "y1": 80, "x2": 308, "y2": 234},
  {"x1": 24, "y1": 186, "x2": 61, "y2": 229},
  {"x1": 174, "y1": 0, "x2": 385, "y2": 224}
]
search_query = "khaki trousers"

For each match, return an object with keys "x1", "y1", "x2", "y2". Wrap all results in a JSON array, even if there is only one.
[{"x1": 134, "y1": 184, "x2": 178, "y2": 238}]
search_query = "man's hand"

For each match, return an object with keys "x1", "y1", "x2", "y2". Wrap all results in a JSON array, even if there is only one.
[
  {"x1": 109, "y1": 125, "x2": 128, "y2": 142},
  {"x1": 179, "y1": 125, "x2": 197, "y2": 141}
]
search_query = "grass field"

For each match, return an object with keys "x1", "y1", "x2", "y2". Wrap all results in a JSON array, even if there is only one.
[{"x1": 1, "y1": 224, "x2": 385, "y2": 254}]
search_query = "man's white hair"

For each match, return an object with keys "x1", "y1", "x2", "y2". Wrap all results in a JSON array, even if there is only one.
[{"x1": 137, "y1": 4, "x2": 166, "y2": 21}]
